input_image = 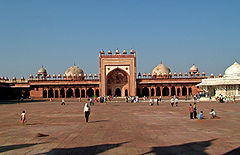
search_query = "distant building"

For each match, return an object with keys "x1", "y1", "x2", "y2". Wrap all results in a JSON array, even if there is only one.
[
  {"x1": 198, "y1": 61, "x2": 240, "y2": 98},
  {"x1": 0, "y1": 49, "x2": 206, "y2": 99}
]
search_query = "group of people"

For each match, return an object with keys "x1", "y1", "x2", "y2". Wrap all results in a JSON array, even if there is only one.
[
  {"x1": 189, "y1": 103, "x2": 216, "y2": 120},
  {"x1": 125, "y1": 96, "x2": 139, "y2": 103},
  {"x1": 216, "y1": 94, "x2": 235, "y2": 103},
  {"x1": 170, "y1": 97, "x2": 179, "y2": 107}
]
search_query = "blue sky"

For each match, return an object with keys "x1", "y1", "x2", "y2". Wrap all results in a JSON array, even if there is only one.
[{"x1": 0, "y1": 0, "x2": 239, "y2": 78}]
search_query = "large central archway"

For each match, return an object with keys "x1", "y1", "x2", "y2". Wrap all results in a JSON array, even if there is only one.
[{"x1": 107, "y1": 68, "x2": 129, "y2": 97}]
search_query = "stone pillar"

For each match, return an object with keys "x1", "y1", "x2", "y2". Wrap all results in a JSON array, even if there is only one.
[
  {"x1": 187, "y1": 87, "x2": 189, "y2": 96},
  {"x1": 85, "y1": 88, "x2": 87, "y2": 98},
  {"x1": 149, "y1": 87, "x2": 151, "y2": 97},
  {"x1": 94, "y1": 87, "x2": 96, "y2": 96},
  {"x1": 175, "y1": 87, "x2": 177, "y2": 96},
  {"x1": 64, "y1": 88, "x2": 67, "y2": 98},
  {"x1": 236, "y1": 86, "x2": 239, "y2": 95},
  {"x1": 169, "y1": 86, "x2": 172, "y2": 96},
  {"x1": 160, "y1": 87, "x2": 163, "y2": 96},
  {"x1": 154, "y1": 86, "x2": 157, "y2": 96},
  {"x1": 80, "y1": 88, "x2": 82, "y2": 98},
  {"x1": 73, "y1": 88, "x2": 75, "y2": 98},
  {"x1": 53, "y1": 88, "x2": 55, "y2": 98},
  {"x1": 46, "y1": 89, "x2": 49, "y2": 98}
]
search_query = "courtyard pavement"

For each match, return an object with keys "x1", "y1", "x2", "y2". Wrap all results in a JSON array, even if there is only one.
[{"x1": 0, "y1": 100, "x2": 239, "y2": 154}]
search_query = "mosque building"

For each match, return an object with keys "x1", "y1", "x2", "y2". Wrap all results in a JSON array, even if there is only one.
[
  {"x1": 0, "y1": 49, "x2": 207, "y2": 100},
  {"x1": 198, "y1": 60, "x2": 240, "y2": 99}
]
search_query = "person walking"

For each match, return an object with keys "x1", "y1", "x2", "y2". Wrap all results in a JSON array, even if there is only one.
[
  {"x1": 84, "y1": 103, "x2": 91, "y2": 122},
  {"x1": 189, "y1": 104, "x2": 194, "y2": 119},
  {"x1": 170, "y1": 97, "x2": 174, "y2": 107},
  {"x1": 61, "y1": 98, "x2": 65, "y2": 105},
  {"x1": 193, "y1": 103, "x2": 197, "y2": 119},
  {"x1": 20, "y1": 110, "x2": 26, "y2": 124},
  {"x1": 175, "y1": 97, "x2": 179, "y2": 106}
]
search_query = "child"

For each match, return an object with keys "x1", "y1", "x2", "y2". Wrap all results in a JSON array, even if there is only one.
[
  {"x1": 209, "y1": 109, "x2": 216, "y2": 118},
  {"x1": 20, "y1": 110, "x2": 26, "y2": 124},
  {"x1": 198, "y1": 111, "x2": 203, "y2": 120}
]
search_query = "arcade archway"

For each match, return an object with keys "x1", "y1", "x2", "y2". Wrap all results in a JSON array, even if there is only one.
[{"x1": 107, "y1": 68, "x2": 129, "y2": 97}]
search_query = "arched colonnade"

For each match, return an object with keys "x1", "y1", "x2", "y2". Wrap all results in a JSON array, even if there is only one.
[
  {"x1": 43, "y1": 87, "x2": 99, "y2": 98},
  {"x1": 137, "y1": 86, "x2": 192, "y2": 97}
]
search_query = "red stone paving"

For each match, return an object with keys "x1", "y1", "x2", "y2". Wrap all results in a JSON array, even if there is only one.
[{"x1": 0, "y1": 100, "x2": 240, "y2": 154}]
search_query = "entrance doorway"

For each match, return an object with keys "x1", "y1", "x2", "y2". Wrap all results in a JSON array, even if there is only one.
[{"x1": 115, "y1": 88, "x2": 121, "y2": 96}]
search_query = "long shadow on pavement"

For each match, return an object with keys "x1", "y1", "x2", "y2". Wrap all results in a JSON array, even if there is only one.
[
  {"x1": 41, "y1": 141, "x2": 129, "y2": 155},
  {"x1": 0, "y1": 142, "x2": 46, "y2": 153},
  {"x1": 141, "y1": 139, "x2": 216, "y2": 155},
  {"x1": 88, "y1": 120, "x2": 109, "y2": 123},
  {"x1": 223, "y1": 147, "x2": 240, "y2": 155}
]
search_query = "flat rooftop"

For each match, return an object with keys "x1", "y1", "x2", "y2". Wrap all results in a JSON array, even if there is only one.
[{"x1": 0, "y1": 100, "x2": 239, "y2": 154}]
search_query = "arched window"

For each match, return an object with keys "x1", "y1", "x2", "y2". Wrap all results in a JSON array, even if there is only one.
[
  {"x1": 66, "y1": 88, "x2": 73, "y2": 98},
  {"x1": 87, "y1": 88, "x2": 94, "y2": 97},
  {"x1": 163, "y1": 86, "x2": 169, "y2": 96},
  {"x1": 48, "y1": 88, "x2": 53, "y2": 98},
  {"x1": 75, "y1": 88, "x2": 80, "y2": 97},
  {"x1": 43, "y1": 90, "x2": 47, "y2": 98},
  {"x1": 182, "y1": 86, "x2": 187, "y2": 96},
  {"x1": 156, "y1": 87, "x2": 161, "y2": 96},
  {"x1": 142, "y1": 87, "x2": 149, "y2": 97},
  {"x1": 171, "y1": 86, "x2": 176, "y2": 96}
]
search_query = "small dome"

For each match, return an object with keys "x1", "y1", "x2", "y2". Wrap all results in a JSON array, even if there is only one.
[
  {"x1": 35, "y1": 74, "x2": 39, "y2": 78},
  {"x1": 53, "y1": 74, "x2": 57, "y2": 78},
  {"x1": 29, "y1": 74, "x2": 33, "y2": 78},
  {"x1": 210, "y1": 74, "x2": 214, "y2": 78},
  {"x1": 58, "y1": 74, "x2": 62, "y2": 78},
  {"x1": 21, "y1": 77, "x2": 25, "y2": 80},
  {"x1": 65, "y1": 64, "x2": 84, "y2": 77},
  {"x1": 224, "y1": 61, "x2": 240, "y2": 78},
  {"x1": 123, "y1": 49, "x2": 127, "y2": 54},
  {"x1": 202, "y1": 72, "x2": 206, "y2": 76},
  {"x1": 152, "y1": 62, "x2": 171, "y2": 75},
  {"x1": 196, "y1": 72, "x2": 200, "y2": 76},
  {"x1": 38, "y1": 66, "x2": 47, "y2": 74},
  {"x1": 143, "y1": 72, "x2": 147, "y2": 77},
  {"x1": 130, "y1": 49, "x2": 135, "y2": 54},
  {"x1": 108, "y1": 50, "x2": 112, "y2": 54},
  {"x1": 148, "y1": 73, "x2": 151, "y2": 76},
  {"x1": 179, "y1": 72, "x2": 183, "y2": 76},
  {"x1": 100, "y1": 50, "x2": 105, "y2": 54},
  {"x1": 89, "y1": 73, "x2": 93, "y2": 77},
  {"x1": 190, "y1": 64, "x2": 198, "y2": 73},
  {"x1": 12, "y1": 77, "x2": 16, "y2": 80},
  {"x1": 94, "y1": 73, "x2": 98, "y2": 77},
  {"x1": 47, "y1": 74, "x2": 51, "y2": 78},
  {"x1": 115, "y1": 48, "x2": 120, "y2": 54},
  {"x1": 185, "y1": 72, "x2": 188, "y2": 76},
  {"x1": 174, "y1": 72, "x2": 177, "y2": 76}
]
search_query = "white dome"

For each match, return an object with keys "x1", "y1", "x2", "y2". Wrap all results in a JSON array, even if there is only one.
[
  {"x1": 152, "y1": 62, "x2": 171, "y2": 75},
  {"x1": 65, "y1": 64, "x2": 84, "y2": 76},
  {"x1": 224, "y1": 61, "x2": 240, "y2": 78}
]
